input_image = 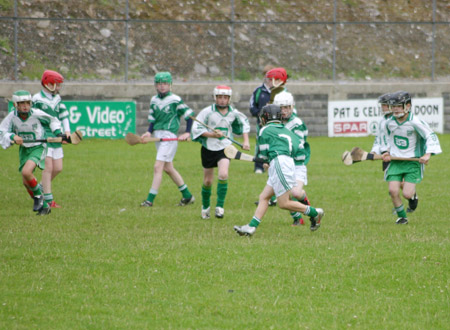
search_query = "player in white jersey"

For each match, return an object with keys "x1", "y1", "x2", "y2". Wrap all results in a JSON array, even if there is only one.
[
  {"x1": 191, "y1": 85, "x2": 250, "y2": 219},
  {"x1": 140, "y1": 72, "x2": 195, "y2": 207},
  {"x1": 370, "y1": 93, "x2": 393, "y2": 158},
  {"x1": 0, "y1": 90, "x2": 62, "y2": 215},
  {"x1": 32, "y1": 70, "x2": 70, "y2": 209},
  {"x1": 380, "y1": 91, "x2": 442, "y2": 224},
  {"x1": 274, "y1": 91, "x2": 313, "y2": 227}
]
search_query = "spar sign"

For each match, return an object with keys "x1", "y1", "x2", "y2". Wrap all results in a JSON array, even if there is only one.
[
  {"x1": 327, "y1": 98, "x2": 443, "y2": 137},
  {"x1": 67, "y1": 101, "x2": 136, "y2": 139}
]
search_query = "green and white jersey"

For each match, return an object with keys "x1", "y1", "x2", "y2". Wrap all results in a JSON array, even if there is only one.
[
  {"x1": 191, "y1": 104, "x2": 250, "y2": 151},
  {"x1": 148, "y1": 92, "x2": 194, "y2": 134},
  {"x1": 32, "y1": 90, "x2": 69, "y2": 147},
  {"x1": 284, "y1": 114, "x2": 310, "y2": 165},
  {"x1": 381, "y1": 112, "x2": 442, "y2": 158},
  {"x1": 370, "y1": 114, "x2": 391, "y2": 154},
  {"x1": 0, "y1": 108, "x2": 61, "y2": 150},
  {"x1": 258, "y1": 122, "x2": 299, "y2": 163}
]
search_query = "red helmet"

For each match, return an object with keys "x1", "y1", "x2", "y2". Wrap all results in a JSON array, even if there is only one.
[
  {"x1": 41, "y1": 70, "x2": 64, "y2": 91},
  {"x1": 265, "y1": 67, "x2": 288, "y2": 84}
]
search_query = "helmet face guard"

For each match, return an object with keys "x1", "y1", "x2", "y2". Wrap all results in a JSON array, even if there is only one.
[
  {"x1": 378, "y1": 93, "x2": 393, "y2": 115},
  {"x1": 389, "y1": 91, "x2": 411, "y2": 118},
  {"x1": 260, "y1": 104, "x2": 282, "y2": 126},
  {"x1": 213, "y1": 85, "x2": 232, "y2": 108},
  {"x1": 265, "y1": 67, "x2": 288, "y2": 88},
  {"x1": 12, "y1": 90, "x2": 32, "y2": 114},
  {"x1": 41, "y1": 70, "x2": 64, "y2": 93},
  {"x1": 273, "y1": 91, "x2": 295, "y2": 119}
]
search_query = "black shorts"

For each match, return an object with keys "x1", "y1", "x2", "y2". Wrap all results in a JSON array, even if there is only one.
[{"x1": 201, "y1": 146, "x2": 228, "y2": 168}]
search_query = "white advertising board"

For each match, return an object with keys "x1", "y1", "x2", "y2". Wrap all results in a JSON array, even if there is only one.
[{"x1": 327, "y1": 98, "x2": 443, "y2": 137}]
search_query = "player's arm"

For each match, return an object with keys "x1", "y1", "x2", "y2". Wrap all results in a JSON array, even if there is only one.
[{"x1": 0, "y1": 112, "x2": 16, "y2": 149}]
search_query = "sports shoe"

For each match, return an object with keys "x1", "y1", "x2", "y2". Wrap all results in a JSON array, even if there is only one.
[
  {"x1": 140, "y1": 200, "x2": 153, "y2": 207},
  {"x1": 49, "y1": 201, "x2": 62, "y2": 208},
  {"x1": 178, "y1": 195, "x2": 195, "y2": 206},
  {"x1": 254, "y1": 168, "x2": 264, "y2": 174},
  {"x1": 201, "y1": 207, "x2": 210, "y2": 219},
  {"x1": 215, "y1": 206, "x2": 224, "y2": 218},
  {"x1": 407, "y1": 193, "x2": 418, "y2": 213},
  {"x1": 268, "y1": 198, "x2": 277, "y2": 206},
  {"x1": 396, "y1": 217, "x2": 408, "y2": 224},
  {"x1": 291, "y1": 218, "x2": 305, "y2": 226},
  {"x1": 36, "y1": 206, "x2": 51, "y2": 216},
  {"x1": 310, "y1": 208, "x2": 324, "y2": 231},
  {"x1": 234, "y1": 224, "x2": 256, "y2": 236},
  {"x1": 33, "y1": 195, "x2": 44, "y2": 212}
]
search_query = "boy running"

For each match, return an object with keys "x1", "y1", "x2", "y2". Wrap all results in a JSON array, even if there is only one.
[
  {"x1": 191, "y1": 85, "x2": 250, "y2": 219},
  {"x1": 140, "y1": 72, "x2": 195, "y2": 207},
  {"x1": 381, "y1": 91, "x2": 442, "y2": 224},
  {"x1": 0, "y1": 90, "x2": 63, "y2": 215},
  {"x1": 234, "y1": 104, "x2": 324, "y2": 236},
  {"x1": 32, "y1": 70, "x2": 70, "y2": 209}
]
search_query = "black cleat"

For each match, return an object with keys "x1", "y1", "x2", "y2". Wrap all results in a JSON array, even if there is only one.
[
  {"x1": 140, "y1": 200, "x2": 153, "y2": 207},
  {"x1": 407, "y1": 193, "x2": 418, "y2": 213},
  {"x1": 36, "y1": 206, "x2": 51, "y2": 216},
  {"x1": 310, "y1": 208, "x2": 324, "y2": 231},
  {"x1": 177, "y1": 195, "x2": 195, "y2": 206},
  {"x1": 396, "y1": 217, "x2": 408, "y2": 224},
  {"x1": 33, "y1": 195, "x2": 44, "y2": 212}
]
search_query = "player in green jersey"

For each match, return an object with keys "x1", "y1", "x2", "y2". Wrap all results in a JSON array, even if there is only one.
[
  {"x1": 274, "y1": 91, "x2": 312, "y2": 226},
  {"x1": 0, "y1": 90, "x2": 63, "y2": 215},
  {"x1": 381, "y1": 91, "x2": 442, "y2": 224},
  {"x1": 32, "y1": 70, "x2": 70, "y2": 209},
  {"x1": 140, "y1": 72, "x2": 195, "y2": 207},
  {"x1": 234, "y1": 104, "x2": 324, "y2": 236}
]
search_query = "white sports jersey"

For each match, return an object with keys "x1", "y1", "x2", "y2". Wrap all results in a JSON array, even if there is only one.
[
  {"x1": 370, "y1": 114, "x2": 391, "y2": 154},
  {"x1": 191, "y1": 104, "x2": 250, "y2": 151},
  {"x1": 0, "y1": 108, "x2": 61, "y2": 149},
  {"x1": 381, "y1": 112, "x2": 442, "y2": 158},
  {"x1": 32, "y1": 90, "x2": 69, "y2": 121}
]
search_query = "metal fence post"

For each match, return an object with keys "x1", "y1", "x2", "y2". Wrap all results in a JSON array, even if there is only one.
[
  {"x1": 125, "y1": 0, "x2": 129, "y2": 82},
  {"x1": 13, "y1": 0, "x2": 18, "y2": 81},
  {"x1": 230, "y1": 0, "x2": 235, "y2": 82},
  {"x1": 431, "y1": 0, "x2": 436, "y2": 81},
  {"x1": 332, "y1": 0, "x2": 337, "y2": 82}
]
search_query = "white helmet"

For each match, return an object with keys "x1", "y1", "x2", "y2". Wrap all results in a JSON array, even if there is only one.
[
  {"x1": 273, "y1": 91, "x2": 294, "y2": 107},
  {"x1": 213, "y1": 85, "x2": 232, "y2": 98},
  {"x1": 213, "y1": 85, "x2": 232, "y2": 108},
  {"x1": 12, "y1": 90, "x2": 32, "y2": 104}
]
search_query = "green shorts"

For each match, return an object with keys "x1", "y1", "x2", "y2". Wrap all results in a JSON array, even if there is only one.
[
  {"x1": 19, "y1": 145, "x2": 47, "y2": 172},
  {"x1": 385, "y1": 160, "x2": 423, "y2": 184}
]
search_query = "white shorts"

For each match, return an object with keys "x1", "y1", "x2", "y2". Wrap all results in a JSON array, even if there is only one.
[
  {"x1": 295, "y1": 165, "x2": 308, "y2": 186},
  {"x1": 46, "y1": 146, "x2": 64, "y2": 160},
  {"x1": 267, "y1": 155, "x2": 297, "y2": 197},
  {"x1": 154, "y1": 130, "x2": 178, "y2": 162}
]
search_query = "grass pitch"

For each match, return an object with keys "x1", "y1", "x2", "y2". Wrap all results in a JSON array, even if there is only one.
[{"x1": 0, "y1": 135, "x2": 449, "y2": 329}]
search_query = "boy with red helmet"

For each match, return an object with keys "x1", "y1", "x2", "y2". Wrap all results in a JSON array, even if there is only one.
[{"x1": 32, "y1": 70, "x2": 71, "y2": 209}]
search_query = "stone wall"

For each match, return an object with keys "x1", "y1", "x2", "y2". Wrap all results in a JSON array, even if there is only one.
[{"x1": 1, "y1": 81, "x2": 449, "y2": 136}]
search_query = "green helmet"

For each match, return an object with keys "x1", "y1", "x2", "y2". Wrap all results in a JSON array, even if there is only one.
[
  {"x1": 12, "y1": 90, "x2": 32, "y2": 104},
  {"x1": 154, "y1": 72, "x2": 172, "y2": 84}
]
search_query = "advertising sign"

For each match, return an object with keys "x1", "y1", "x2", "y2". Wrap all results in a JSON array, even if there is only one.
[{"x1": 327, "y1": 98, "x2": 443, "y2": 137}]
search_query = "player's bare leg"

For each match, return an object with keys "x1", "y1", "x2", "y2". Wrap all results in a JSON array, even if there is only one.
[
  {"x1": 389, "y1": 181, "x2": 408, "y2": 224},
  {"x1": 163, "y1": 161, "x2": 194, "y2": 206}
]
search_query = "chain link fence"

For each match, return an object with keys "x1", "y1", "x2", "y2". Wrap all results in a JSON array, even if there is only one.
[{"x1": 1, "y1": 0, "x2": 449, "y2": 82}]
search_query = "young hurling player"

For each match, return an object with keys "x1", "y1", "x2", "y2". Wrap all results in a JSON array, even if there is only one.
[
  {"x1": 274, "y1": 91, "x2": 312, "y2": 226},
  {"x1": 249, "y1": 67, "x2": 288, "y2": 175},
  {"x1": 191, "y1": 85, "x2": 250, "y2": 219},
  {"x1": 234, "y1": 104, "x2": 324, "y2": 236},
  {"x1": 32, "y1": 70, "x2": 70, "y2": 209},
  {"x1": 0, "y1": 90, "x2": 63, "y2": 215},
  {"x1": 381, "y1": 91, "x2": 442, "y2": 224},
  {"x1": 140, "y1": 72, "x2": 195, "y2": 207}
]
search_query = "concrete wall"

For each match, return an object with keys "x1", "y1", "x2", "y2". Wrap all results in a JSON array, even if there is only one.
[{"x1": 1, "y1": 81, "x2": 449, "y2": 136}]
